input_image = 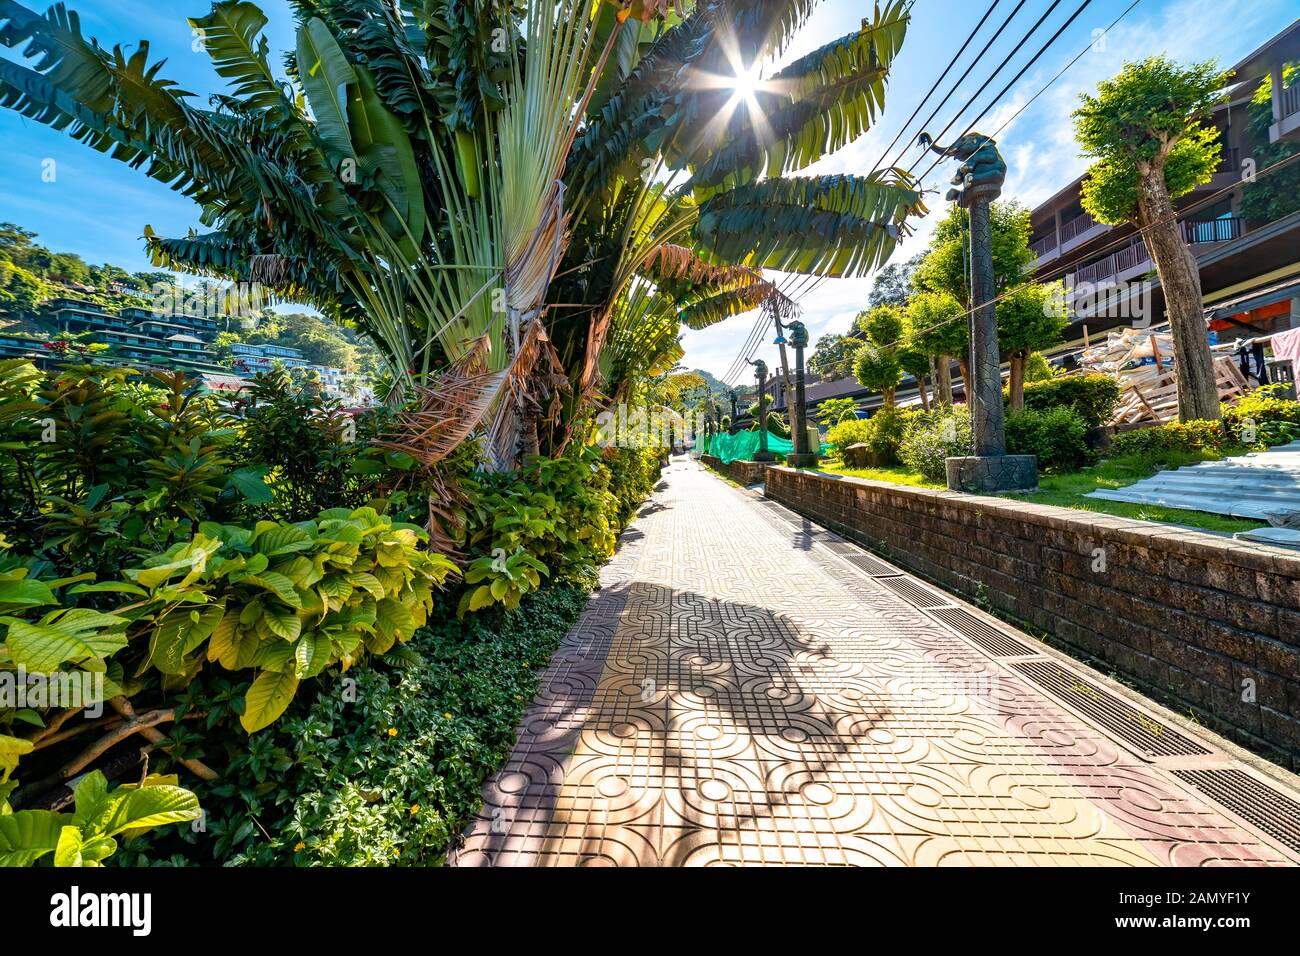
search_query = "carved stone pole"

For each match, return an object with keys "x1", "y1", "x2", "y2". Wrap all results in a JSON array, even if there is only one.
[
  {"x1": 728, "y1": 390, "x2": 739, "y2": 431},
  {"x1": 751, "y1": 359, "x2": 774, "y2": 462},
  {"x1": 785, "y1": 320, "x2": 818, "y2": 468},
  {"x1": 918, "y1": 131, "x2": 1036, "y2": 492}
]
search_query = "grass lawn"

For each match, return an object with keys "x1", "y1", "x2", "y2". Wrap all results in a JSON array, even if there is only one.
[
  {"x1": 1003, "y1": 451, "x2": 1265, "y2": 534},
  {"x1": 819, "y1": 450, "x2": 1266, "y2": 535},
  {"x1": 819, "y1": 461, "x2": 946, "y2": 489}
]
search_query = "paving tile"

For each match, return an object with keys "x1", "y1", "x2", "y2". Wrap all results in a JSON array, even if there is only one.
[{"x1": 451, "y1": 458, "x2": 1300, "y2": 867}]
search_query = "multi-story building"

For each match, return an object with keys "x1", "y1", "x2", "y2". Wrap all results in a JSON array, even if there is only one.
[
  {"x1": 228, "y1": 342, "x2": 312, "y2": 374},
  {"x1": 1027, "y1": 20, "x2": 1300, "y2": 347},
  {"x1": 9, "y1": 295, "x2": 358, "y2": 394}
]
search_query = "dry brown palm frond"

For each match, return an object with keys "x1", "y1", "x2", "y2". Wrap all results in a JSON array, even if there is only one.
[
  {"x1": 248, "y1": 254, "x2": 295, "y2": 286},
  {"x1": 375, "y1": 334, "x2": 506, "y2": 468},
  {"x1": 641, "y1": 243, "x2": 764, "y2": 287},
  {"x1": 483, "y1": 317, "x2": 570, "y2": 469}
]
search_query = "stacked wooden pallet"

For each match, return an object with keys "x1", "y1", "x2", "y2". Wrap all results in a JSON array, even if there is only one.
[{"x1": 1109, "y1": 355, "x2": 1249, "y2": 425}]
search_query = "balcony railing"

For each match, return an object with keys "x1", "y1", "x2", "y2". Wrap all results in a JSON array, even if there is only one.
[
  {"x1": 1071, "y1": 218, "x2": 1242, "y2": 286},
  {"x1": 1282, "y1": 83, "x2": 1300, "y2": 120},
  {"x1": 1030, "y1": 233, "x2": 1058, "y2": 258},
  {"x1": 1181, "y1": 216, "x2": 1242, "y2": 244},
  {"x1": 1060, "y1": 212, "x2": 1100, "y2": 243}
]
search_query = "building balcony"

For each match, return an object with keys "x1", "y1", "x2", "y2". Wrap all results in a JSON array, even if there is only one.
[
  {"x1": 1271, "y1": 81, "x2": 1300, "y2": 142},
  {"x1": 1029, "y1": 232, "x2": 1059, "y2": 267},
  {"x1": 1069, "y1": 217, "x2": 1243, "y2": 287}
]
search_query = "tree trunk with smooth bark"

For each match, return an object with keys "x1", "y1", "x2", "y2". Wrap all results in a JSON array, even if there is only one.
[
  {"x1": 935, "y1": 355, "x2": 953, "y2": 407},
  {"x1": 1136, "y1": 169, "x2": 1220, "y2": 422},
  {"x1": 1008, "y1": 352, "x2": 1026, "y2": 410}
]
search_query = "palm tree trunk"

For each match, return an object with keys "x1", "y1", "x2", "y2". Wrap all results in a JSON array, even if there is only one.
[
  {"x1": 1008, "y1": 352, "x2": 1026, "y2": 410},
  {"x1": 1137, "y1": 169, "x2": 1220, "y2": 422}
]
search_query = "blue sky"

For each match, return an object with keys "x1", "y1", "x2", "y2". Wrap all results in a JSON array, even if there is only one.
[{"x1": 2, "y1": 0, "x2": 1297, "y2": 383}]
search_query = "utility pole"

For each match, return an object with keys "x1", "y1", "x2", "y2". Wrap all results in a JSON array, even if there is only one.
[
  {"x1": 785, "y1": 320, "x2": 818, "y2": 468},
  {"x1": 751, "y1": 359, "x2": 774, "y2": 462},
  {"x1": 918, "y1": 131, "x2": 1036, "y2": 492}
]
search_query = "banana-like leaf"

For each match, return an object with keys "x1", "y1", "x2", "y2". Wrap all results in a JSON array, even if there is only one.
[
  {"x1": 694, "y1": 173, "x2": 925, "y2": 277},
  {"x1": 191, "y1": 1, "x2": 294, "y2": 118},
  {"x1": 690, "y1": 0, "x2": 910, "y2": 189},
  {"x1": 347, "y1": 64, "x2": 426, "y2": 251},
  {"x1": 296, "y1": 16, "x2": 356, "y2": 165}
]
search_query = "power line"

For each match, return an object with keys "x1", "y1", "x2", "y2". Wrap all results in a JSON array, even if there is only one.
[
  {"x1": 915, "y1": 0, "x2": 1143, "y2": 190},
  {"x1": 775, "y1": 0, "x2": 1048, "y2": 326},
  {"x1": 913, "y1": 0, "x2": 1100, "y2": 185},
  {"x1": 906, "y1": 0, "x2": 1073, "y2": 178},
  {"x1": 885, "y1": 0, "x2": 1032, "y2": 173},
  {"x1": 866, "y1": 0, "x2": 1006, "y2": 177}
]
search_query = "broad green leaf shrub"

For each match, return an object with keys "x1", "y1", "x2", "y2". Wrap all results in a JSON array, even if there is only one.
[
  {"x1": 454, "y1": 445, "x2": 657, "y2": 615},
  {"x1": 0, "y1": 770, "x2": 198, "y2": 867},
  {"x1": 1107, "y1": 420, "x2": 1228, "y2": 460},
  {"x1": 605, "y1": 448, "x2": 663, "y2": 528},
  {"x1": 1221, "y1": 386, "x2": 1300, "y2": 447},
  {"x1": 827, "y1": 406, "x2": 912, "y2": 462},
  {"x1": 97, "y1": 508, "x2": 458, "y2": 732},
  {"x1": 1004, "y1": 407, "x2": 1091, "y2": 474},
  {"x1": 1, "y1": 508, "x2": 455, "y2": 807},
  {"x1": 1012, "y1": 373, "x2": 1121, "y2": 429},
  {"x1": 899, "y1": 407, "x2": 972, "y2": 481},
  {"x1": 827, "y1": 417, "x2": 872, "y2": 455},
  {"x1": 114, "y1": 586, "x2": 590, "y2": 867},
  {"x1": 863, "y1": 405, "x2": 910, "y2": 461},
  {"x1": 231, "y1": 368, "x2": 370, "y2": 521}
]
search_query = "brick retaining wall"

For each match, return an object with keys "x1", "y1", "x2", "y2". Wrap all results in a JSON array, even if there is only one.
[
  {"x1": 764, "y1": 466, "x2": 1300, "y2": 769},
  {"x1": 701, "y1": 455, "x2": 771, "y2": 486}
]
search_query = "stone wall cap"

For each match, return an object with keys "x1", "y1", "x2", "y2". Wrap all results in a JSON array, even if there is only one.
[{"x1": 768, "y1": 466, "x2": 1300, "y2": 578}]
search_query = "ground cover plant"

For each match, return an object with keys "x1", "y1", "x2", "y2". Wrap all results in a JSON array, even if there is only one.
[{"x1": 0, "y1": 355, "x2": 663, "y2": 867}]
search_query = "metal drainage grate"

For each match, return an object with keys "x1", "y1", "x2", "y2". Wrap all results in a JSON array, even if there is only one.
[
  {"x1": 1172, "y1": 768, "x2": 1300, "y2": 854},
  {"x1": 1010, "y1": 660, "x2": 1210, "y2": 757},
  {"x1": 843, "y1": 552, "x2": 903, "y2": 578},
  {"x1": 877, "y1": 576, "x2": 951, "y2": 608},
  {"x1": 929, "y1": 607, "x2": 1034, "y2": 657}
]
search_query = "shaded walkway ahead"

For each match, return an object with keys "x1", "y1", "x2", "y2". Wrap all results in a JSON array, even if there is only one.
[{"x1": 452, "y1": 459, "x2": 1300, "y2": 866}]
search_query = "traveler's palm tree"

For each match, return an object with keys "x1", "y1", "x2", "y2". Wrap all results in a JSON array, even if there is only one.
[{"x1": 0, "y1": 0, "x2": 924, "y2": 466}]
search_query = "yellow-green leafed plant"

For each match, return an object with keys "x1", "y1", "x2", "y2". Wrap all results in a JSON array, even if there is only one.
[
  {"x1": 75, "y1": 508, "x2": 458, "y2": 732},
  {"x1": 0, "y1": 768, "x2": 199, "y2": 867}
]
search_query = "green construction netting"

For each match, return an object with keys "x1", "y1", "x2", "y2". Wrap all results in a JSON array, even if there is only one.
[{"x1": 701, "y1": 430, "x2": 794, "y2": 464}]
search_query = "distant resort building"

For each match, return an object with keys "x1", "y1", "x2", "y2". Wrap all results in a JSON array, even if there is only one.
[{"x1": 0, "y1": 294, "x2": 370, "y2": 402}]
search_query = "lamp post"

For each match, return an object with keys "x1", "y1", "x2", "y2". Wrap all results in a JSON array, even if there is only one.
[
  {"x1": 785, "y1": 320, "x2": 818, "y2": 468},
  {"x1": 728, "y1": 390, "x2": 738, "y2": 431},
  {"x1": 918, "y1": 130, "x2": 1036, "y2": 492},
  {"x1": 751, "y1": 359, "x2": 774, "y2": 462}
]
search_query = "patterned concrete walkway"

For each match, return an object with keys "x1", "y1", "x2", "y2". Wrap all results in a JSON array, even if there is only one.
[{"x1": 451, "y1": 458, "x2": 1300, "y2": 866}]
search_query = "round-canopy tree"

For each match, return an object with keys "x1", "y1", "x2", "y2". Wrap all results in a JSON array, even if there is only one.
[
  {"x1": 904, "y1": 289, "x2": 967, "y2": 406},
  {"x1": 808, "y1": 332, "x2": 860, "y2": 381},
  {"x1": 998, "y1": 281, "x2": 1069, "y2": 409},
  {"x1": 1073, "y1": 56, "x2": 1231, "y2": 422}
]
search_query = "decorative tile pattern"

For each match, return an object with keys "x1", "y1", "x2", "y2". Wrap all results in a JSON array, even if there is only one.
[{"x1": 450, "y1": 460, "x2": 1300, "y2": 867}]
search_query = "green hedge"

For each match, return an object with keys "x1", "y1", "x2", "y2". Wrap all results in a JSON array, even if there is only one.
[
  {"x1": 1015, "y1": 374, "x2": 1120, "y2": 429},
  {"x1": 1221, "y1": 387, "x2": 1300, "y2": 447},
  {"x1": 1108, "y1": 420, "x2": 1227, "y2": 459},
  {"x1": 1004, "y1": 407, "x2": 1090, "y2": 473}
]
